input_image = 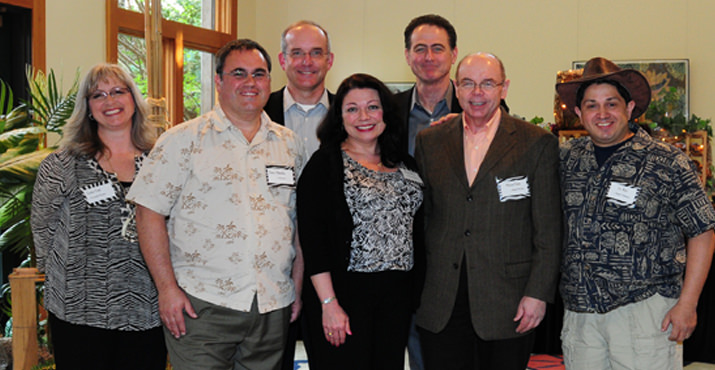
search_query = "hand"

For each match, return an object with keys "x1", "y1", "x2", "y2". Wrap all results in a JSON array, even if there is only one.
[
  {"x1": 430, "y1": 113, "x2": 459, "y2": 126},
  {"x1": 290, "y1": 297, "x2": 302, "y2": 323},
  {"x1": 661, "y1": 301, "x2": 697, "y2": 341},
  {"x1": 513, "y1": 296, "x2": 546, "y2": 334},
  {"x1": 158, "y1": 285, "x2": 197, "y2": 339},
  {"x1": 322, "y1": 300, "x2": 352, "y2": 347}
]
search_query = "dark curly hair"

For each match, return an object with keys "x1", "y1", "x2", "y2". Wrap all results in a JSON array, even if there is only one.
[{"x1": 317, "y1": 73, "x2": 405, "y2": 168}]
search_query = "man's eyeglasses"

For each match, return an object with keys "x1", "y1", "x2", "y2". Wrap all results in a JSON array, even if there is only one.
[
  {"x1": 288, "y1": 49, "x2": 327, "y2": 59},
  {"x1": 222, "y1": 69, "x2": 269, "y2": 81},
  {"x1": 90, "y1": 87, "x2": 131, "y2": 101},
  {"x1": 458, "y1": 79, "x2": 504, "y2": 92}
]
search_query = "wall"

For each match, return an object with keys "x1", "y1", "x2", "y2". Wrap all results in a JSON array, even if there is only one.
[{"x1": 45, "y1": 0, "x2": 715, "y2": 124}]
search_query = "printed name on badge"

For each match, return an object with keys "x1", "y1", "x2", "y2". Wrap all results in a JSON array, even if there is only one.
[
  {"x1": 606, "y1": 181, "x2": 639, "y2": 208},
  {"x1": 496, "y1": 176, "x2": 531, "y2": 202},
  {"x1": 266, "y1": 165, "x2": 296, "y2": 187},
  {"x1": 400, "y1": 168, "x2": 424, "y2": 186},
  {"x1": 81, "y1": 180, "x2": 118, "y2": 205}
]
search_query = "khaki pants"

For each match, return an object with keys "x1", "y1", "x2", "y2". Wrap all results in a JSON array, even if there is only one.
[
  {"x1": 165, "y1": 293, "x2": 290, "y2": 370},
  {"x1": 562, "y1": 294, "x2": 680, "y2": 370}
]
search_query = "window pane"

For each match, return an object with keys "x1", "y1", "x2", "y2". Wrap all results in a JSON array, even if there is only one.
[
  {"x1": 118, "y1": 0, "x2": 143, "y2": 12},
  {"x1": 183, "y1": 48, "x2": 215, "y2": 121},
  {"x1": 162, "y1": 0, "x2": 214, "y2": 29},
  {"x1": 118, "y1": 34, "x2": 148, "y2": 96}
]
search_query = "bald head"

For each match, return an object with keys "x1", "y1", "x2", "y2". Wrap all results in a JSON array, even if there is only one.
[{"x1": 456, "y1": 52, "x2": 505, "y2": 82}]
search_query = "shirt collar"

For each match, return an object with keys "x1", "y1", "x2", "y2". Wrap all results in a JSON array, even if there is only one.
[
  {"x1": 211, "y1": 103, "x2": 280, "y2": 138},
  {"x1": 283, "y1": 87, "x2": 329, "y2": 113},
  {"x1": 462, "y1": 106, "x2": 502, "y2": 135},
  {"x1": 410, "y1": 81, "x2": 455, "y2": 112}
]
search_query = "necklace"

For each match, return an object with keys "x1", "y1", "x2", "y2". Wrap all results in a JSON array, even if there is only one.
[
  {"x1": 99, "y1": 150, "x2": 138, "y2": 190},
  {"x1": 341, "y1": 145, "x2": 385, "y2": 171}
]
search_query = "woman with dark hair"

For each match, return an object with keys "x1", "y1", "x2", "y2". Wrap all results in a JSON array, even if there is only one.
[
  {"x1": 31, "y1": 63, "x2": 166, "y2": 370},
  {"x1": 298, "y1": 73, "x2": 424, "y2": 369}
]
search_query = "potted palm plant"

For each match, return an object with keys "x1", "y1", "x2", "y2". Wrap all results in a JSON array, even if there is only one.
[{"x1": 0, "y1": 67, "x2": 77, "y2": 369}]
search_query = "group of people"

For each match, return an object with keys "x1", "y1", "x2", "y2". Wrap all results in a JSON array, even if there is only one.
[{"x1": 30, "y1": 13, "x2": 714, "y2": 370}]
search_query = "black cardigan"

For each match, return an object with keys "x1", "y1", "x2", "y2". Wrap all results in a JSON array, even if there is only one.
[{"x1": 297, "y1": 143, "x2": 425, "y2": 309}]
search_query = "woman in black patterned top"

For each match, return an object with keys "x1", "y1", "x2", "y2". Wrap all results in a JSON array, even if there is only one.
[
  {"x1": 297, "y1": 73, "x2": 424, "y2": 370},
  {"x1": 31, "y1": 64, "x2": 166, "y2": 370}
]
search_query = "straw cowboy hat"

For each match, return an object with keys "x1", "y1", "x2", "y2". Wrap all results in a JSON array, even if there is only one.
[{"x1": 556, "y1": 57, "x2": 651, "y2": 120}]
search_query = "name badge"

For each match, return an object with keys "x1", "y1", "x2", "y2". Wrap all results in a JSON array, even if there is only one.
[
  {"x1": 81, "y1": 180, "x2": 118, "y2": 205},
  {"x1": 606, "y1": 181, "x2": 639, "y2": 208},
  {"x1": 399, "y1": 168, "x2": 423, "y2": 186},
  {"x1": 496, "y1": 176, "x2": 530, "y2": 202},
  {"x1": 266, "y1": 165, "x2": 296, "y2": 187}
]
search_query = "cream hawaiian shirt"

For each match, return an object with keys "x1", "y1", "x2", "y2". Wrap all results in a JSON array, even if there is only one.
[{"x1": 127, "y1": 105, "x2": 307, "y2": 313}]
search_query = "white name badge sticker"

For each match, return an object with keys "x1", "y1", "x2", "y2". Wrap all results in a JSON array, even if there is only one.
[
  {"x1": 400, "y1": 168, "x2": 423, "y2": 186},
  {"x1": 266, "y1": 166, "x2": 296, "y2": 187},
  {"x1": 81, "y1": 180, "x2": 117, "y2": 205},
  {"x1": 496, "y1": 176, "x2": 531, "y2": 202},
  {"x1": 606, "y1": 181, "x2": 639, "y2": 208}
]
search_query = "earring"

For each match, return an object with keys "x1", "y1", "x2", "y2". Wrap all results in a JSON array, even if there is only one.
[{"x1": 89, "y1": 113, "x2": 94, "y2": 121}]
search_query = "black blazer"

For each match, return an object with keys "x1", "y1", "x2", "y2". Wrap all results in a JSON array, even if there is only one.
[
  {"x1": 264, "y1": 86, "x2": 335, "y2": 125},
  {"x1": 394, "y1": 84, "x2": 462, "y2": 153}
]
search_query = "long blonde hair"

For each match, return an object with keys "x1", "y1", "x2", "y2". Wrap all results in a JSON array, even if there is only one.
[{"x1": 61, "y1": 63, "x2": 158, "y2": 157}]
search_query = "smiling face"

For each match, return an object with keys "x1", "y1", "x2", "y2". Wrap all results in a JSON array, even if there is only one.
[
  {"x1": 215, "y1": 49, "x2": 271, "y2": 118},
  {"x1": 88, "y1": 76, "x2": 136, "y2": 133},
  {"x1": 575, "y1": 82, "x2": 636, "y2": 147},
  {"x1": 455, "y1": 54, "x2": 509, "y2": 127},
  {"x1": 341, "y1": 88, "x2": 386, "y2": 147},
  {"x1": 279, "y1": 24, "x2": 334, "y2": 95},
  {"x1": 405, "y1": 24, "x2": 457, "y2": 85}
]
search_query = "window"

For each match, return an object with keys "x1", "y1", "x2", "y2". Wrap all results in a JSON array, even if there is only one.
[{"x1": 107, "y1": 0, "x2": 236, "y2": 125}]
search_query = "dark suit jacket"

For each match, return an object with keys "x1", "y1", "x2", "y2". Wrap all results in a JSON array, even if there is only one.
[
  {"x1": 394, "y1": 84, "x2": 462, "y2": 153},
  {"x1": 414, "y1": 109, "x2": 562, "y2": 340},
  {"x1": 264, "y1": 86, "x2": 335, "y2": 125}
]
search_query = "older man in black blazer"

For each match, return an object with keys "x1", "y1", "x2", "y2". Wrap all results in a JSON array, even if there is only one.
[{"x1": 414, "y1": 52, "x2": 562, "y2": 370}]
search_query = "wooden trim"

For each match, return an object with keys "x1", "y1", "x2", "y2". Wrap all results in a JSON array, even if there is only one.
[
  {"x1": 31, "y1": 0, "x2": 45, "y2": 71},
  {"x1": 163, "y1": 40, "x2": 176, "y2": 125},
  {"x1": 1, "y1": 0, "x2": 32, "y2": 8},
  {"x1": 4, "y1": 0, "x2": 46, "y2": 72},
  {"x1": 105, "y1": 0, "x2": 118, "y2": 62}
]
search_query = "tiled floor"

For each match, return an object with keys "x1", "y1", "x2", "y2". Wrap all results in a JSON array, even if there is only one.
[{"x1": 292, "y1": 341, "x2": 715, "y2": 370}]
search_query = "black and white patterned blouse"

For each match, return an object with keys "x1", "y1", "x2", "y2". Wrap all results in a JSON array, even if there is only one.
[
  {"x1": 31, "y1": 149, "x2": 160, "y2": 331},
  {"x1": 342, "y1": 152, "x2": 424, "y2": 272}
]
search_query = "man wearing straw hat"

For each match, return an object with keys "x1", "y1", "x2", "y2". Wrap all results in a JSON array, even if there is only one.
[{"x1": 556, "y1": 56, "x2": 715, "y2": 369}]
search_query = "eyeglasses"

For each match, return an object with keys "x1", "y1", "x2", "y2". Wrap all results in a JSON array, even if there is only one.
[
  {"x1": 458, "y1": 79, "x2": 504, "y2": 92},
  {"x1": 222, "y1": 69, "x2": 269, "y2": 81},
  {"x1": 90, "y1": 87, "x2": 131, "y2": 101},
  {"x1": 288, "y1": 49, "x2": 327, "y2": 59}
]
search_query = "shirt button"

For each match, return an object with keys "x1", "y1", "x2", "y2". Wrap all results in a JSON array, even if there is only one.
[
  {"x1": 467, "y1": 195, "x2": 473, "y2": 202},
  {"x1": 464, "y1": 230, "x2": 471, "y2": 236},
  {"x1": 453, "y1": 263, "x2": 459, "y2": 270}
]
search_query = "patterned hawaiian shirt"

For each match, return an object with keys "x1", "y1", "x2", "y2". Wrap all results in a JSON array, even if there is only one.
[
  {"x1": 127, "y1": 105, "x2": 307, "y2": 313},
  {"x1": 559, "y1": 123, "x2": 715, "y2": 313}
]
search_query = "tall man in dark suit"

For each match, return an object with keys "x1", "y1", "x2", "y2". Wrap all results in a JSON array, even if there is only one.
[
  {"x1": 395, "y1": 15, "x2": 460, "y2": 370},
  {"x1": 263, "y1": 20, "x2": 334, "y2": 370},
  {"x1": 264, "y1": 20, "x2": 334, "y2": 157},
  {"x1": 414, "y1": 52, "x2": 562, "y2": 370}
]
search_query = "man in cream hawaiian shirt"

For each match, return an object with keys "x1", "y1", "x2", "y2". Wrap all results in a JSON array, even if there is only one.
[{"x1": 128, "y1": 39, "x2": 307, "y2": 370}]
